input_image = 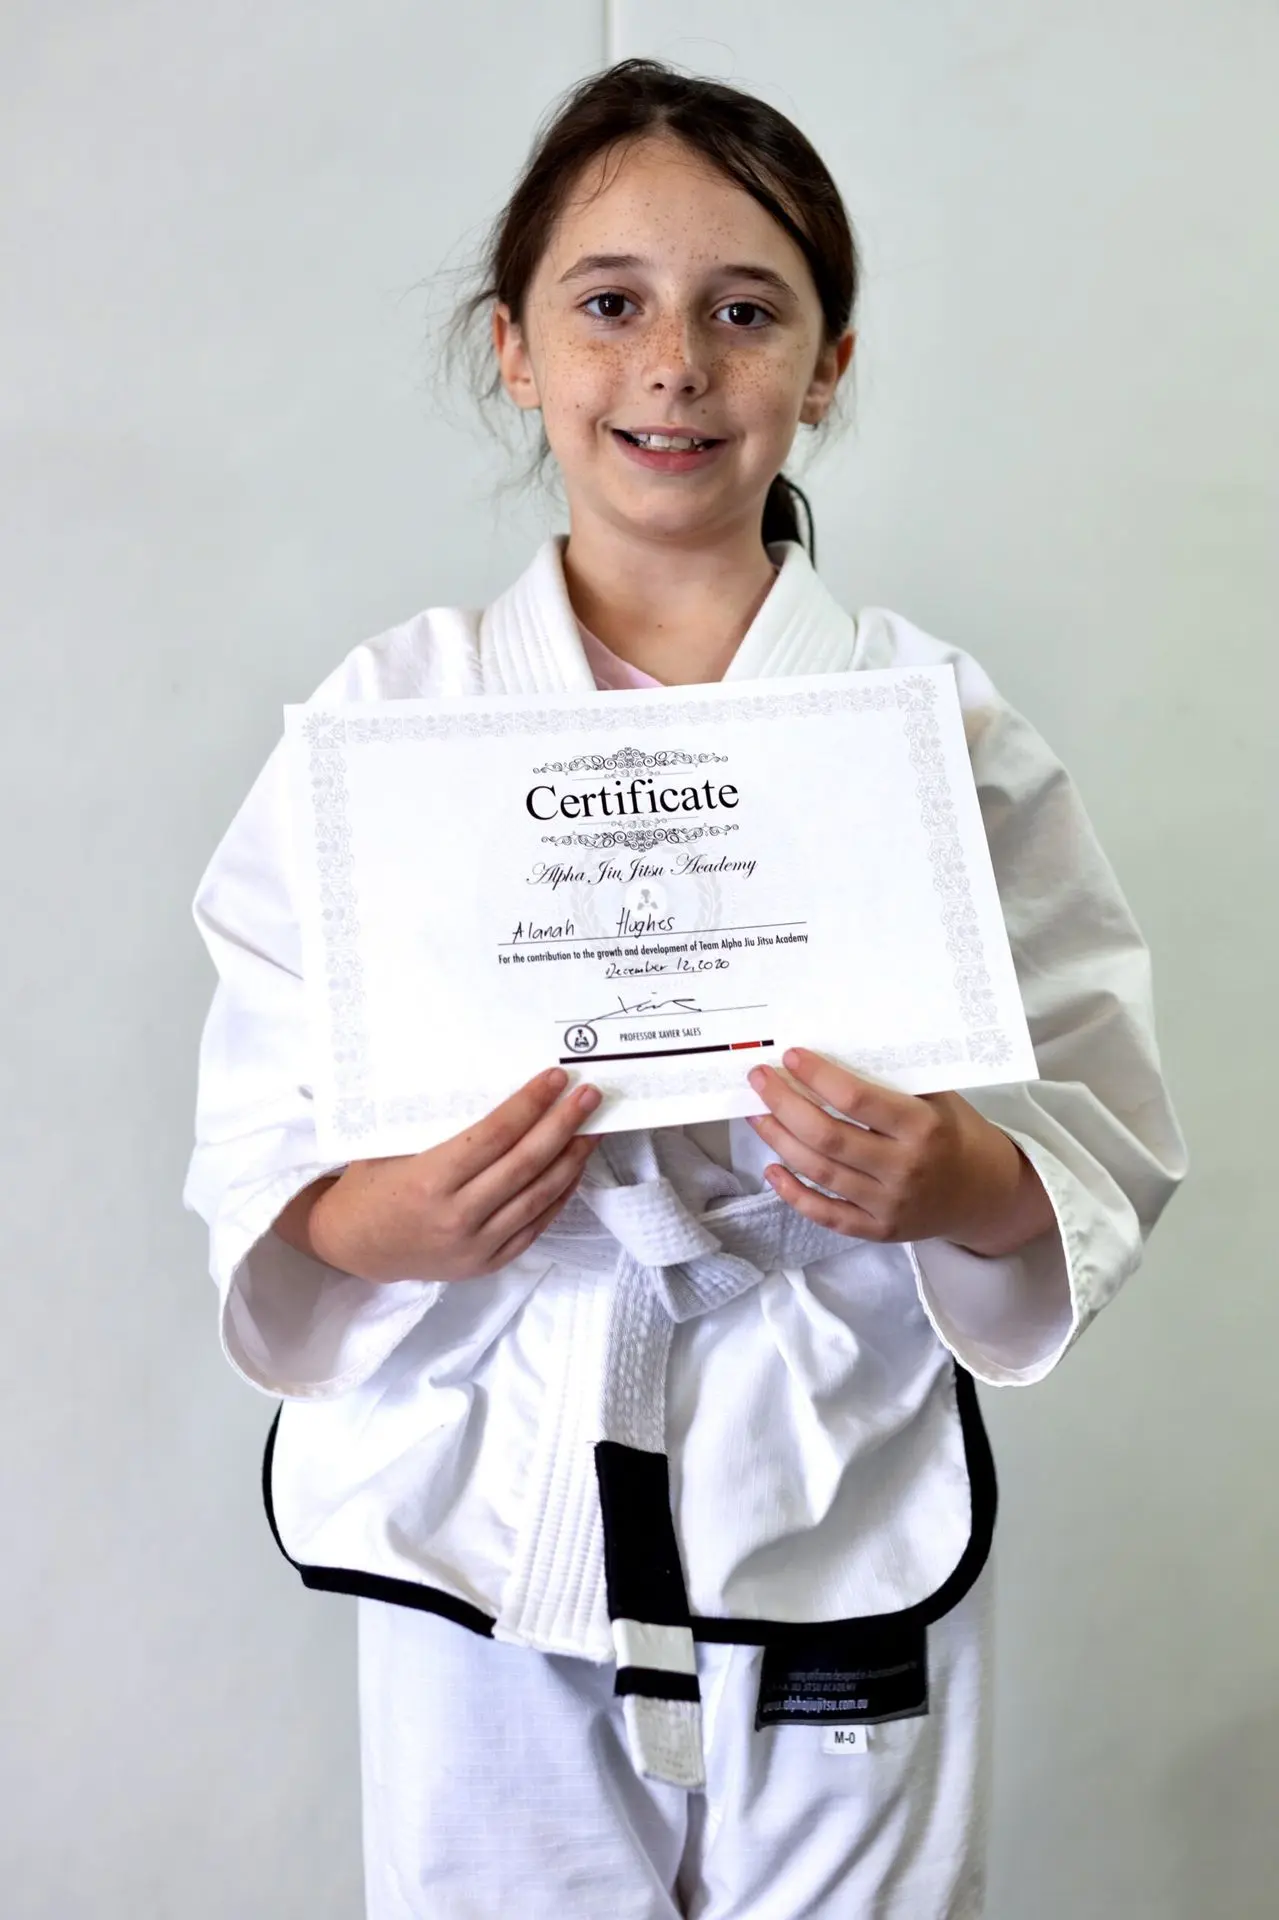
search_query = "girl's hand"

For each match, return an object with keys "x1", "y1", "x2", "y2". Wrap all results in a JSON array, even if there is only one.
[
  {"x1": 746, "y1": 1048, "x2": 1055, "y2": 1258},
  {"x1": 276, "y1": 1068, "x2": 601, "y2": 1283}
]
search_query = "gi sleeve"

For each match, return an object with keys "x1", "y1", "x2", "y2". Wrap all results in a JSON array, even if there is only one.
[
  {"x1": 182, "y1": 737, "x2": 445, "y2": 1400},
  {"x1": 909, "y1": 654, "x2": 1188, "y2": 1388}
]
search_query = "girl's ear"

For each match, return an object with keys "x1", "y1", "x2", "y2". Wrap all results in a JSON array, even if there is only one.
[
  {"x1": 492, "y1": 302, "x2": 542, "y2": 412},
  {"x1": 799, "y1": 327, "x2": 856, "y2": 428}
]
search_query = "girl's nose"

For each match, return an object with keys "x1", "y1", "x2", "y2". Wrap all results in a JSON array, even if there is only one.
[{"x1": 642, "y1": 318, "x2": 711, "y2": 398}]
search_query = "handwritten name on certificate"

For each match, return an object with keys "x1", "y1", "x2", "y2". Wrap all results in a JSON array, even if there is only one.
[{"x1": 283, "y1": 668, "x2": 1037, "y2": 1159}]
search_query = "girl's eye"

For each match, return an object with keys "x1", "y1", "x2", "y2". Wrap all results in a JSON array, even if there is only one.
[
  {"x1": 581, "y1": 292, "x2": 635, "y2": 321},
  {"x1": 580, "y1": 293, "x2": 774, "y2": 329},
  {"x1": 716, "y1": 301, "x2": 773, "y2": 329}
]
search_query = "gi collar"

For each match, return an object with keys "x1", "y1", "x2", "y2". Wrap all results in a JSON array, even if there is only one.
[{"x1": 478, "y1": 532, "x2": 864, "y2": 695}]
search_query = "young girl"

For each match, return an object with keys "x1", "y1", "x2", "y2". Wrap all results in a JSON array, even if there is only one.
[{"x1": 184, "y1": 59, "x2": 1186, "y2": 1920}]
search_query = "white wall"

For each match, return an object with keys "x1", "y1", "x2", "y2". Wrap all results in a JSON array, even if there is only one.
[{"x1": 1, "y1": 3, "x2": 1273, "y2": 1914}]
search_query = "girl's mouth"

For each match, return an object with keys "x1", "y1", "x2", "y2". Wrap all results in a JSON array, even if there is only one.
[{"x1": 611, "y1": 429, "x2": 726, "y2": 473}]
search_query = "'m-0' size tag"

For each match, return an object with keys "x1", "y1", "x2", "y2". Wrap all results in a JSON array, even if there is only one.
[
  {"x1": 755, "y1": 1622, "x2": 929, "y2": 1730},
  {"x1": 822, "y1": 1725, "x2": 869, "y2": 1755}
]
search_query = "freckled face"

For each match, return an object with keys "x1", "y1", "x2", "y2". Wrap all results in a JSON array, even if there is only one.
[{"x1": 493, "y1": 136, "x2": 846, "y2": 543}]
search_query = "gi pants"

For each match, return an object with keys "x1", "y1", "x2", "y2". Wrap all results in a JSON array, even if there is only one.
[{"x1": 357, "y1": 1563, "x2": 992, "y2": 1920}]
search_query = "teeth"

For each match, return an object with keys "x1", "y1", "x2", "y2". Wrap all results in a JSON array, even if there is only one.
[{"x1": 628, "y1": 432, "x2": 710, "y2": 451}]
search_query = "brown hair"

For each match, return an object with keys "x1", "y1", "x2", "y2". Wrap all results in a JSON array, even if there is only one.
[{"x1": 444, "y1": 58, "x2": 860, "y2": 564}]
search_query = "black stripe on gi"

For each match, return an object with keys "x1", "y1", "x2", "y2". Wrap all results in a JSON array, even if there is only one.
[
  {"x1": 594, "y1": 1439, "x2": 701, "y2": 1705},
  {"x1": 615, "y1": 1667, "x2": 701, "y2": 1703},
  {"x1": 594, "y1": 1440, "x2": 694, "y2": 1627}
]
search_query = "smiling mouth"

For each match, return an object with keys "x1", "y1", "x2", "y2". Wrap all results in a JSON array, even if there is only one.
[{"x1": 613, "y1": 429, "x2": 724, "y2": 451}]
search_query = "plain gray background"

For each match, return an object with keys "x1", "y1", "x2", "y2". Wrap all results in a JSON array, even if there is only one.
[{"x1": 2, "y1": 3, "x2": 1273, "y2": 1914}]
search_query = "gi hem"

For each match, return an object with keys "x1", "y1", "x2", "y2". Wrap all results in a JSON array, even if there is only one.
[{"x1": 258, "y1": 1362, "x2": 997, "y2": 1651}]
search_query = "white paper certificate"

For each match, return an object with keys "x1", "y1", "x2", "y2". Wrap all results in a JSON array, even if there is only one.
[{"x1": 283, "y1": 667, "x2": 1037, "y2": 1159}]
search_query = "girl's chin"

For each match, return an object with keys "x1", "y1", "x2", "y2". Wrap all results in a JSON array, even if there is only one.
[{"x1": 582, "y1": 499, "x2": 768, "y2": 549}]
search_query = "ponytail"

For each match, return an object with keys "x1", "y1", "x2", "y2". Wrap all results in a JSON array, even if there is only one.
[{"x1": 762, "y1": 474, "x2": 817, "y2": 566}]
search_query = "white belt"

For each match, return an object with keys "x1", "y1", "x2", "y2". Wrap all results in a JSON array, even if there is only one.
[{"x1": 538, "y1": 1130, "x2": 851, "y2": 1789}]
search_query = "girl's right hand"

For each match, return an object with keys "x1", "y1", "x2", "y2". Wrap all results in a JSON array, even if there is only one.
[{"x1": 275, "y1": 1068, "x2": 601, "y2": 1283}]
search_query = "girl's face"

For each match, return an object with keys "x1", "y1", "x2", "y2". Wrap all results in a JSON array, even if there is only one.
[{"x1": 493, "y1": 135, "x2": 853, "y2": 548}]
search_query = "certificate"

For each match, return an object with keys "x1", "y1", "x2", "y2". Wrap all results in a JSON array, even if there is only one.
[{"x1": 284, "y1": 667, "x2": 1037, "y2": 1160}]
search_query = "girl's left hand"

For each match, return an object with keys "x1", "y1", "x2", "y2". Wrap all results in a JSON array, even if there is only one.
[{"x1": 746, "y1": 1048, "x2": 1055, "y2": 1258}]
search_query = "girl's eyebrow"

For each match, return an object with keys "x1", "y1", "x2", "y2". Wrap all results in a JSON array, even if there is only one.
[{"x1": 556, "y1": 252, "x2": 799, "y2": 303}]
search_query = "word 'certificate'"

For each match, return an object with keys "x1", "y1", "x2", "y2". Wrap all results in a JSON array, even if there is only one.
[{"x1": 284, "y1": 667, "x2": 1037, "y2": 1159}]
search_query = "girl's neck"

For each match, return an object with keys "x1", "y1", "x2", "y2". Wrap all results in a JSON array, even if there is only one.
[{"x1": 561, "y1": 519, "x2": 780, "y2": 686}]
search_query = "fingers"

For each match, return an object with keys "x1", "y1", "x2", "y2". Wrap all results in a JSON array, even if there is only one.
[
  {"x1": 747, "y1": 1063, "x2": 896, "y2": 1178},
  {"x1": 479, "y1": 1131, "x2": 599, "y2": 1252},
  {"x1": 762, "y1": 1161, "x2": 886, "y2": 1241},
  {"x1": 746, "y1": 1111, "x2": 884, "y2": 1213},
  {"x1": 772, "y1": 1049, "x2": 912, "y2": 1137},
  {"x1": 462, "y1": 1080, "x2": 601, "y2": 1224},
  {"x1": 442, "y1": 1068, "x2": 584, "y2": 1188},
  {"x1": 485, "y1": 1165, "x2": 592, "y2": 1269}
]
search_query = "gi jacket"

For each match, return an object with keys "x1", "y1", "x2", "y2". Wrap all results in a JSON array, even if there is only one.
[{"x1": 184, "y1": 534, "x2": 1186, "y2": 1784}]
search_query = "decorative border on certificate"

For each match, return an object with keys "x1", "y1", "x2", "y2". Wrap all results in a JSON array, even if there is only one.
[
  {"x1": 301, "y1": 676, "x2": 1013, "y2": 1139},
  {"x1": 540, "y1": 822, "x2": 741, "y2": 852},
  {"x1": 532, "y1": 746, "x2": 728, "y2": 772}
]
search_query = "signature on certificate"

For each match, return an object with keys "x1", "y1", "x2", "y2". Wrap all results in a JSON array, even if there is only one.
[{"x1": 561, "y1": 994, "x2": 766, "y2": 1027}]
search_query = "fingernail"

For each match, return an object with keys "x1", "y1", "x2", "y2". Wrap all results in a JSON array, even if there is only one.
[
  {"x1": 783, "y1": 1049, "x2": 801, "y2": 1070},
  {"x1": 748, "y1": 1067, "x2": 767, "y2": 1091},
  {"x1": 576, "y1": 1085, "x2": 601, "y2": 1112},
  {"x1": 546, "y1": 1068, "x2": 568, "y2": 1093}
]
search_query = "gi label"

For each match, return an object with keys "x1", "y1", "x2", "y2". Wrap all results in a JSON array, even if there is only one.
[{"x1": 755, "y1": 1623, "x2": 929, "y2": 1729}]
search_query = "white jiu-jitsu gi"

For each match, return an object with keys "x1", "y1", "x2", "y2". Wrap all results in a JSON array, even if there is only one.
[{"x1": 183, "y1": 532, "x2": 1185, "y2": 1799}]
